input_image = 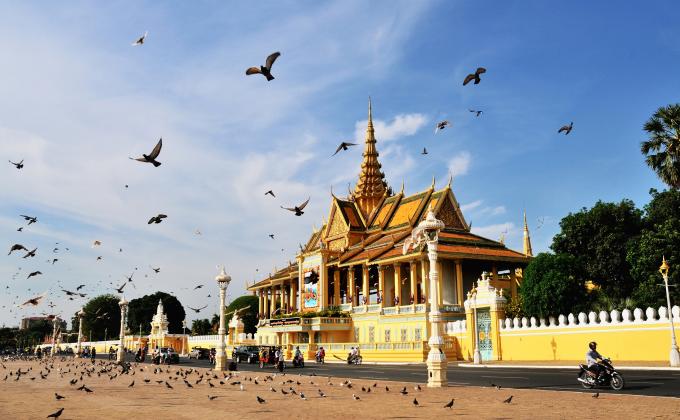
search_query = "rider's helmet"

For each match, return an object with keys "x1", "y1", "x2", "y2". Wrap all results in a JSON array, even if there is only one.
[{"x1": 589, "y1": 341, "x2": 597, "y2": 350}]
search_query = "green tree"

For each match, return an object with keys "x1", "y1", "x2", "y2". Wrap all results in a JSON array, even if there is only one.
[
  {"x1": 641, "y1": 104, "x2": 680, "y2": 189},
  {"x1": 79, "y1": 294, "x2": 120, "y2": 341},
  {"x1": 127, "y1": 292, "x2": 186, "y2": 334},
  {"x1": 191, "y1": 319, "x2": 211, "y2": 335},
  {"x1": 551, "y1": 200, "x2": 643, "y2": 300},
  {"x1": 225, "y1": 295, "x2": 259, "y2": 335},
  {"x1": 520, "y1": 253, "x2": 587, "y2": 318},
  {"x1": 627, "y1": 189, "x2": 680, "y2": 307}
]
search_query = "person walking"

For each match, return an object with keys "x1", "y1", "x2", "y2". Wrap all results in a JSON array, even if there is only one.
[
  {"x1": 277, "y1": 347, "x2": 285, "y2": 372},
  {"x1": 90, "y1": 347, "x2": 96, "y2": 363}
]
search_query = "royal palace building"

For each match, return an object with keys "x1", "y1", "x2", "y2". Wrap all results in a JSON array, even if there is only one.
[{"x1": 248, "y1": 100, "x2": 533, "y2": 362}]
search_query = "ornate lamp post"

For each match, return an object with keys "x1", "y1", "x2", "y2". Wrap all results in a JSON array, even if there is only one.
[
  {"x1": 215, "y1": 265, "x2": 232, "y2": 371},
  {"x1": 51, "y1": 318, "x2": 58, "y2": 356},
  {"x1": 181, "y1": 319, "x2": 187, "y2": 356},
  {"x1": 117, "y1": 297, "x2": 128, "y2": 363},
  {"x1": 76, "y1": 308, "x2": 85, "y2": 357},
  {"x1": 403, "y1": 204, "x2": 447, "y2": 387},
  {"x1": 659, "y1": 257, "x2": 680, "y2": 367},
  {"x1": 469, "y1": 286, "x2": 482, "y2": 364}
]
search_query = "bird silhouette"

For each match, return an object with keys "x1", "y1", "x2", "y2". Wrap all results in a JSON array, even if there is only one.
[
  {"x1": 20, "y1": 215, "x2": 38, "y2": 224},
  {"x1": 188, "y1": 305, "x2": 208, "y2": 313},
  {"x1": 8, "y1": 244, "x2": 28, "y2": 255},
  {"x1": 54, "y1": 393, "x2": 65, "y2": 400},
  {"x1": 27, "y1": 271, "x2": 42, "y2": 280},
  {"x1": 463, "y1": 67, "x2": 486, "y2": 85},
  {"x1": 332, "y1": 141, "x2": 358, "y2": 156},
  {"x1": 413, "y1": 397, "x2": 419, "y2": 406},
  {"x1": 269, "y1": 234, "x2": 275, "y2": 239},
  {"x1": 208, "y1": 395, "x2": 218, "y2": 400},
  {"x1": 469, "y1": 109, "x2": 483, "y2": 117},
  {"x1": 558, "y1": 122, "x2": 573, "y2": 135},
  {"x1": 246, "y1": 52, "x2": 281, "y2": 81},
  {"x1": 150, "y1": 266, "x2": 160, "y2": 273},
  {"x1": 281, "y1": 197, "x2": 310, "y2": 216},
  {"x1": 9, "y1": 159, "x2": 24, "y2": 169},
  {"x1": 502, "y1": 395, "x2": 513, "y2": 403},
  {"x1": 148, "y1": 214, "x2": 167, "y2": 224},
  {"x1": 592, "y1": 392, "x2": 599, "y2": 398},
  {"x1": 131, "y1": 138, "x2": 163, "y2": 167},
  {"x1": 435, "y1": 120, "x2": 451, "y2": 133},
  {"x1": 17, "y1": 227, "x2": 23, "y2": 232},
  {"x1": 352, "y1": 393, "x2": 360, "y2": 400},
  {"x1": 257, "y1": 395, "x2": 266, "y2": 404},
  {"x1": 193, "y1": 284, "x2": 204, "y2": 290},
  {"x1": 115, "y1": 282, "x2": 127, "y2": 294},
  {"x1": 132, "y1": 31, "x2": 148, "y2": 46},
  {"x1": 421, "y1": 147, "x2": 428, "y2": 155},
  {"x1": 46, "y1": 408, "x2": 64, "y2": 419},
  {"x1": 444, "y1": 398, "x2": 454, "y2": 408},
  {"x1": 265, "y1": 190, "x2": 276, "y2": 197},
  {"x1": 23, "y1": 248, "x2": 38, "y2": 258}
]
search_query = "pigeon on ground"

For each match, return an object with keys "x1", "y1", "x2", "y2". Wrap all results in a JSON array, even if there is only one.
[
  {"x1": 46, "y1": 408, "x2": 64, "y2": 419},
  {"x1": 208, "y1": 395, "x2": 218, "y2": 400},
  {"x1": 130, "y1": 138, "x2": 163, "y2": 167},
  {"x1": 54, "y1": 393, "x2": 65, "y2": 400},
  {"x1": 9, "y1": 159, "x2": 24, "y2": 169},
  {"x1": 281, "y1": 198, "x2": 310, "y2": 216},
  {"x1": 413, "y1": 398, "x2": 419, "y2": 406},
  {"x1": 246, "y1": 52, "x2": 281, "y2": 81},
  {"x1": 257, "y1": 395, "x2": 266, "y2": 404},
  {"x1": 352, "y1": 393, "x2": 360, "y2": 400},
  {"x1": 592, "y1": 392, "x2": 599, "y2": 398},
  {"x1": 332, "y1": 142, "x2": 357, "y2": 156},
  {"x1": 503, "y1": 395, "x2": 513, "y2": 404},
  {"x1": 463, "y1": 67, "x2": 486, "y2": 85},
  {"x1": 558, "y1": 122, "x2": 573, "y2": 135},
  {"x1": 132, "y1": 31, "x2": 148, "y2": 46},
  {"x1": 444, "y1": 398, "x2": 454, "y2": 408}
]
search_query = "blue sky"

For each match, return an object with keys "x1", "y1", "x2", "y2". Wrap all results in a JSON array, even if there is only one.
[{"x1": 1, "y1": 1, "x2": 677, "y2": 327}]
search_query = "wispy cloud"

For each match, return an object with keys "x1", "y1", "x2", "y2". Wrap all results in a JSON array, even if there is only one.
[
  {"x1": 448, "y1": 151, "x2": 472, "y2": 177},
  {"x1": 353, "y1": 113, "x2": 428, "y2": 143},
  {"x1": 471, "y1": 222, "x2": 515, "y2": 242},
  {"x1": 460, "y1": 200, "x2": 483, "y2": 212}
]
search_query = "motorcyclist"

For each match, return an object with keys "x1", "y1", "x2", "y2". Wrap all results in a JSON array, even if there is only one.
[
  {"x1": 347, "y1": 346, "x2": 357, "y2": 364},
  {"x1": 586, "y1": 341, "x2": 605, "y2": 381},
  {"x1": 294, "y1": 346, "x2": 302, "y2": 361}
]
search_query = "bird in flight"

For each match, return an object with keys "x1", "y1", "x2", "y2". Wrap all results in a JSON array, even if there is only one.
[
  {"x1": 8, "y1": 244, "x2": 28, "y2": 255},
  {"x1": 20, "y1": 215, "x2": 38, "y2": 225},
  {"x1": 264, "y1": 190, "x2": 275, "y2": 197},
  {"x1": 9, "y1": 159, "x2": 24, "y2": 169},
  {"x1": 27, "y1": 271, "x2": 42, "y2": 279},
  {"x1": 469, "y1": 109, "x2": 483, "y2": 117},
  {"x1": 148, "y1": 214, "x2": 167, "y2": 224},
  {"x1": 421, "y1": 147, "x2": 428, "y2": 155},
  {"x1": 246, "y1": 52, "x2": 281, "y2": 81},
  {"x1": 463, "y1": 67, "x2": 486, "y2": 85},
  {"x1": 16, "y1": 227, "x2": 23, "y2": 232},
  {"x1": 269, "y1": 234, "x2": 275, "y2": 239},
  {"x1": 92, "y1": 240, "x2": 101, "y2": 247},
  {"x1": 115, "y1": 282, "x2": 127, "y2": 294},
  {"x1": 188, "y1": 305, "x2": 208, "y2": 313},
  {"x1": 193, "y1": 284, "x2": 204, "y2": 290},
  {"x1": 281, "y1": 197, "x2": 310, "y2": 216},
  {"x1": 19, "y1": 293, "x2": 46, "y2": 307},
  {"x1": 130, "y1": 138, "x2": 163, "y2": 167},
  {"x1": 435, "y1": 120, "x2": 451, "y2": 134},
  {"x1": 76, "y1": 284, "x2": 86, "y2": 291},
  {"x1": 558, "y1": 122, "x2": 573, "y2": 135},
  {"x1": 22, "y1": 248, "x2": 37, "y2": 258},
  {"x1": 150, "y1": 266, "x2": 160, "y2": 273},
  {"x1": 132, "y1": 31, "x2": 148, "y2": 46},
  {"x1": 332, "y1": 141, "x2": 357, "y2": 156}
]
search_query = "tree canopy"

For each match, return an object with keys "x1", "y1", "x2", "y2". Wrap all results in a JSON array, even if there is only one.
[
  {"x1": 191, "y1": 319, "x2": 212, "y2": 335},
  {"x1": 127, "y1": 292, "x2": 186, "y2": 334},
  {"x1": 551, "y1": 199, "x2": 643, "y2": 300},
  {"x1": 641, "y1": 104, "x2": 680, "y2": 190},
  {"x1": 79, "y1": 294, "x2": 121, "y2": 341},
  {"x1": 225, "y1": 295, "x2": 259, "y2": 334}
]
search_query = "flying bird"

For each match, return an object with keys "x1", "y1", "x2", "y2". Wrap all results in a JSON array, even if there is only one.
[
  {"x1": 193, "y1": 284, "x2": 204, "y2": 290},
  {"x1": 434, "y1": 120, "x2": 451, "y2": 133},
  {"x1": 246, "y1": 52, "x2": 281, "y2": 81},
  {"x1": 46, "y1": 408, "x2": 64, "y2": 419},
  {"x1": 8, "y1": 244, "x2": 28, "y2": 255},
  {"x1": 150, "y1": 266, "x2": 160, "y2": 273},
  {"x1": 558, "y1": 122, "x2": 573, "y2": 135},
  {"x1": 27, "y1": 271, "x2": 43, "y2": 280},
  {"x1": 96, "y1": 256, "x2": 102, "y2": 261},
  {"x1": 20, "y1": 293, "x2": 46, "y2": 307},
  {"x1": 23, "y1": 248, "x2": 37, "y2": 258},
  {"x1": 148, "y1": 214, "x2": 167, "y2": 224},
  {"x1": 188, "y1": 305, "x2": 208, "y2": 313},
  {"x1": 76, "y1": 284, "x2": 86, "y2": 291},
  {"x1": 463, "y1": 67, "x2": 486, "y2": 85},
  {"x1": 130, "y1": 138, "x2": 163, "y2": 167},
  {"x1": 132, "y1": 31, "x2": 148, "y2": 46},
  {"x1": 469, "y1": 109, "x2": 483, "y2": 117},
  {"x1": 421, "y1": 147, "x2": 428, "y2": 155},
  {"x1": 20, "y1": 215, "x2": 38, "y2": 225},
  {"x1": 268, "y1": 234, "x2": 275, "y2": 239},
  {"x1": 281, "y1": 197, "x2": 310, "y2": 216},
  {"x1": 9, "y1": 159, "x2": 24, "y2": 169},
  {"x1": 264, "y1": 190, "x2": 275, "y2": 197},
  {"x1": 17, "y1": 227, "x2": 23, "y2": 232},
  {"x1": 115, "y1": 282, "x2": 127, "y2": 294},
  {"x1": 332, "y1": 141, "x2": 357, "y2": 156},
  {"x1": 92, "y1": 240, "x2": 101, "y2": 247}
]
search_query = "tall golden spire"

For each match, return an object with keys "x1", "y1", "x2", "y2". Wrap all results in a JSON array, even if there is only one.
[
  {"x1": 523, "y1": 210, "x2": 533, "y2": 257},
  {"x1": 353, "y1": 97, "x2": 388, "y2": 219}
]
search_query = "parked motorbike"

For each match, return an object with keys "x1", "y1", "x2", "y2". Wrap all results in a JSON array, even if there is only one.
[{"x1": 577, "y1": 358, "x2": 624, "y2": 390}]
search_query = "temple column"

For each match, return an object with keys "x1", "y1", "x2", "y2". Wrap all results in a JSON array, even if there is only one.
[
  {"x1": 393, "y1": 263, "x2": 402, "y2": 306},
  {"x1": 492, "y1": 264, "x2": 498, "y2": 286},
  {"x1": 510, "y1": 268, "x2": 518, "y2": 300},
  {"x1": 378, "y1": 265, "x2": 385, "y2": 308},
  {"x1": 269, "y1": 286, "x2": 276, "y2": 317},
  {"x1": 333, "y1": 269, "x2": 341, "y2": 306},
  {"x1": 421, "y1": 260, "x2": 429, "y2": 303},
  {"x1": 320, "y1": 265, "x2": 329, "y2": 310},
  {"x1": 264, "y1": 289, "x2": 270, "y2": 318},
  {"x1": 455, "y1": 260, "x2": 464, "y2": 306},
  {"x1": 282, "y1": 283, "x2": 289, "y2": 313},
  {"x1": 409, "y1": 261, "x2": 417, "y2": 304},
  {"x1": 362, "y1": 265, "x2": 369, "y2": 305},
  {"x1": 348, "y1": 267, "x2": 356, "y2": 306},
  {"x1": 437, "y1": 262, "x2": 443, "y2": 306},
  {"x1": 290, "y1": 281, "x2": 297, "y2": 311}
]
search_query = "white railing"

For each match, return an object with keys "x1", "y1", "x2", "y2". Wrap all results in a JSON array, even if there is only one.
[
  {"x1": 500, "y1": 305, "x2": 680, "y2": 331},
  {"x1": 339, "y1": 303, "x2": 353, "y2": 312},
  {"x1": 445, "y1": 320, "x2": 467, "y2": 334}
]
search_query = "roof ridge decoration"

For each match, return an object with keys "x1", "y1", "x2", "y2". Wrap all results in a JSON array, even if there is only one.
[{"x1": 353, "y1": 97, "x2": 388, "y2": 220}]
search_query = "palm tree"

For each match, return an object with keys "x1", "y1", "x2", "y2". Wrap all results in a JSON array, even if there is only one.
[{"x1": 642, "y1": 104, "x2": 680, "y2": 189}]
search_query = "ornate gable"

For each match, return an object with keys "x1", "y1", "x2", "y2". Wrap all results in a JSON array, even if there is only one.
[{"x1": 436, "y1": 192, "x2": 467, "y2": 230}]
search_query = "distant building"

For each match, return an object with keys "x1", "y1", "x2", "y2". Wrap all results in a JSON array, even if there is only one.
[{"x1": 20, "y1": 316, "x2": 66, "y2": 331}]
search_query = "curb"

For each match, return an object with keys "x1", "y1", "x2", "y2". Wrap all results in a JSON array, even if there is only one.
[{"x1": 457, "y1": 363, "x2": 680, "y2": 371}]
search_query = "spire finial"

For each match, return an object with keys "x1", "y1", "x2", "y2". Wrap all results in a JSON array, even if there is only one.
[
  {"x1": 523, "y1": 210, "x2": 533, "y2": 257},
  {"x1": 354, "y1": 98, "x2": 388, "y2": 219},
  {"x1": 368, "y1": 96, "x2": 373, "y2": 128},
  {"x1": 447, "y1": 174, "x2": 453, "y2": 188},
  {"x1": 431, "y1": 176, "x2": 436, "y2": 189},
  {"x1": 400, "y1": 179, "x2": 405, "y2": 194}
]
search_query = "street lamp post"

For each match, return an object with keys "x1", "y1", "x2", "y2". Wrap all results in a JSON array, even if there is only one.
[
  {"x1": 76, "y1": 308, "x2": 85, "y2": 357},
  {"x1": 51, "y1": 318, "x2": 58, "y2": 356},
  {"x1": 181, "y1": 319, "x2": 187, "y2": 356},
  {"x1": 215, "y1": 266, "x2": 232, "y2": 371},
  {"x1": 659, "y1": 257, "x2": 680, "y2": 367},
  {"x1": 403, "y1": 204, "x2": 447, "y2": 387},
  {"x1": 117, "y1": 297, "x2": 128, "y2": 363},
  {"x1": 470, "y1": 287, "x2": 482, "y2": 364}
]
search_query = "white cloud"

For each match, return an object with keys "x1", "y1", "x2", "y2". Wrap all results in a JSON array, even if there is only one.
[
  {"x1": 471, "y1": 222, "x2": 515, "y2": 242},
  {"x1": 448, "y1": 151, "x2": 472, "y2": 177},
  {"x1": 354, "y1": 113, "x2": 428, "y2": 143},
  {"x1": 460, "y1": 200, "x2": 483, "y2": 212}
]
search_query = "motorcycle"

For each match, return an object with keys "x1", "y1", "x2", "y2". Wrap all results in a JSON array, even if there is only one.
[
  {"x1": 292, "y1": 355, "x2": 305, "y2": 368},
  {"x1": 347, "y1": 354, "x2": 363, "y2": 365},
  {"x1": 577, "y1": 358, "x2": 624, "y2": 390}
]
